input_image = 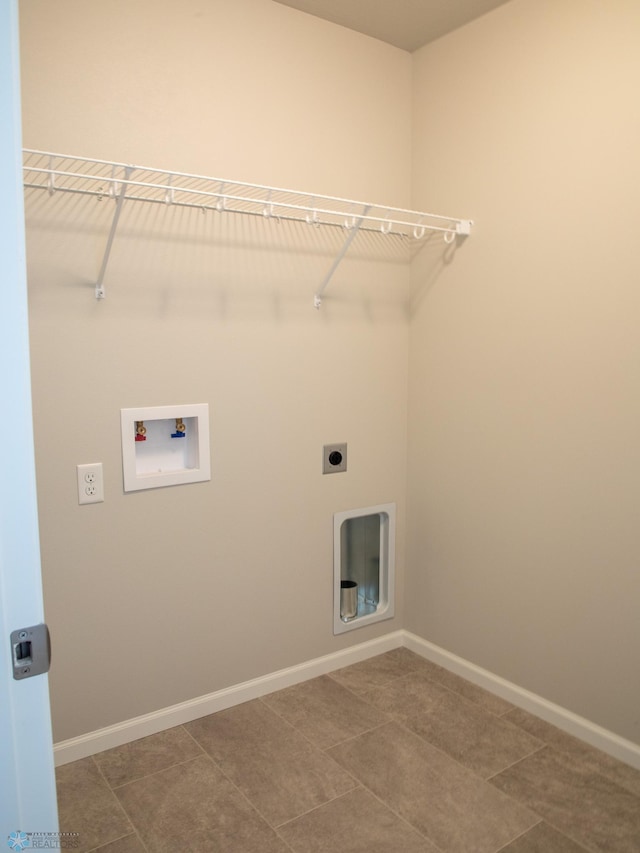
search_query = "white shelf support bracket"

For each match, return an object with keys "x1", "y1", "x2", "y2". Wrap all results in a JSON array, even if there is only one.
[
  {"x1": 95, "y1": 166, "x2": 133, "y2": 299},
  {"x1": 314, "y1": 204, "x2": 372, "y2": 309}
]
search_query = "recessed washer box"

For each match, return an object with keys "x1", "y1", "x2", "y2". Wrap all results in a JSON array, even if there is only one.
[
  {"x1": 333, "y1": 502, "x2": 396, "y2": 635},
  {"x1": 121, "y1": 403, "x2": 210, "y2": 492}
]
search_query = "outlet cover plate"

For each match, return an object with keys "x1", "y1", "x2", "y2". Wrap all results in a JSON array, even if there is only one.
[
  {"x1": 323, "y1": 443, "x2": 347, "y2": 474},
  {"x1": 77, "y1": 462, "x2": 104, "y2": 504}
]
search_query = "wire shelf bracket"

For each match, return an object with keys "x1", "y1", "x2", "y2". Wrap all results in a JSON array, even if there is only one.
[
  {"x1": 94, "y1": 166, "x2": 131, "y2": 300},
  {"x1": 22, "y1": 149, "x2": 473, "y2": 304},
  {"x1": 314, "y1": 204, "x2": 372, "y2": 309}
]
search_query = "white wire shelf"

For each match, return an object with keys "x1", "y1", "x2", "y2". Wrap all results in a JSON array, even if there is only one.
[{"x1": 23, "y1": 149, "x2": 472, "y2": 304}]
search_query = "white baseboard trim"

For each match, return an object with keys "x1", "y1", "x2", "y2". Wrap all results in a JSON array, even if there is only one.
[
  {"x1": 403, "y1": 631, "x2": 640, "y2": 771},
  {"x1": 53, "y1": 631, "x2": 404, "y2": 766},
  {"x1": 55, "y1": 628, "x2": 640, "y2": 771}
]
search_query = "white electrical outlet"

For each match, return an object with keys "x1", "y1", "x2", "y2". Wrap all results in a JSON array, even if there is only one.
[{"x1": 77, "y1": 463, "x2": 104, "y2": 505}]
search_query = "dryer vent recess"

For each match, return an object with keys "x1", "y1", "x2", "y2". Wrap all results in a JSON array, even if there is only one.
[{"x1": 323, "y1": 443, "x2": 347, "y2": 474}]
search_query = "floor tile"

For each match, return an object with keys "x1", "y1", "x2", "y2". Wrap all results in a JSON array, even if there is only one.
[
  {"x1": 115, "y1": 755, "x2": 288, "y2": 853},
  {"x1": 93, "y1": 725, "x2": 203, "y2": 788},
  {"x1": 362, "y1": 667, "x2": 454, "y2": 716},
  {"x1": 262, "y1": 674, "x2": 389, "y2": 749},
  {"x1": 90, "y1": 835, "x2": 147, "y2": 852},
  {"x1": 498, "y1": 821, "x2": 589, "y2": 852},
  {"x1": 503, "y1": 707, "x2": 640, "y2": 798},
  {"x1": 277, "y1": 787, "x2": 439, "y2": 852},
  {"x1": 185, "y1": 699, "x2": 357, "y2": 826},
  {"x1": 424, "y1": 665, "x2": 515, "y2": 716},
  {"x1": 56, "y1": 758, "x2": 133, "y2": 853},
  {"x1": 364, "y1": 669, "x2": 542, "y2": 776},
  {"x1": 490, "y1": 746, "x2": 640, "y2": 852},
  {"x1": 56, "y1": 651, "x2": 640, "y2": 853},
  {"x1": 327, "y1": 720, "x2": 538, "y2": 853},
  {"x1": 329, "y1": 647, "x2": 428, "y2": 695}
]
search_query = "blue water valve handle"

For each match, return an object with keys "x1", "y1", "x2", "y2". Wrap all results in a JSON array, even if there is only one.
[{"x1": 172, "y1": 418, "x2": 186, "y2": 438}]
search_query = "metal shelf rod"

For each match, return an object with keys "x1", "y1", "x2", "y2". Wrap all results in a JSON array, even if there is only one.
[
  {"x1": 23, "y1": 149, "x2": 466, "y2": 227},
  {"x1": 23, "y1": 181, "x2": 411, "y2": 238},
  {"x1": 24, "y1": 166, "x2": 463, "y2": 235}
]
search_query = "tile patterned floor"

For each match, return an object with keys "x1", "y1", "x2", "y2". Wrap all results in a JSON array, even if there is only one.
[{"x1": 56, "y1": 648, "x2": 640, "y2": 853}]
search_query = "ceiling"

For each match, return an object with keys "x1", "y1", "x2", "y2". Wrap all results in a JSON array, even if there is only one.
[{"x1": 273, "y1": 0, "x2": 511, "y2": 52}]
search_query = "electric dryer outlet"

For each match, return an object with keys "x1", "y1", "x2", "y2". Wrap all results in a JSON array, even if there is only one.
[{"x1": 323, "y1": 443, "x2": 347, "y2": 474}]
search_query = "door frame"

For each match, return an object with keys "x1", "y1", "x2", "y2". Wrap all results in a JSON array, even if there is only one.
[{"x1": 0, "y1": 0, "x2": 58, "y2": 834}]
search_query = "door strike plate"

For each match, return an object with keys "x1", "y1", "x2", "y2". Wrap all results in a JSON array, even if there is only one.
[{"x1": 10, "y1": 623, "x2": 51, "y2": 680}]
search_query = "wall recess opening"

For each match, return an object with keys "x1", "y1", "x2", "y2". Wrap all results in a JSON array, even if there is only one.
[
  {"x1": 121, "y1": 403, "x2": 210, "y2": 492},
  {"x1": 333, "y1": 502, "x2": 395, "y2": 634}
]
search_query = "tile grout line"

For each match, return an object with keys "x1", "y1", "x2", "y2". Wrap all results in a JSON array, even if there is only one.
[
  {"x1": 355, "y1": 716, "x2": 552, "y2": 850},
  {"x1": 304, "y1": 662, "x2": 553, "y2": 806},
  {"x1": 326, "y1": 664, "x2": 427, "y2": 698},
  {"x1": 495, "y1": 710, "x2": 640, "y2": 798},
  {"x1": 380, "y1": 672, "x2": 554, "y2": 786},
  {"x1": 272, "y1": 829, "x2": 299, "y2": 853},
  {"x1": 255, "y1": 687, "x2": 444, "y2": 840},
  {"x1": 257, "y1": 663, "x2": 514, "y2": 844},
  {"x1": 180, "y1": 698, "x2": 381, "y2": 838},
  {"x1": 105, "y1": 752, "x2": 207, "y2": 792},
  {"x1": 260, "y1": 688, "x2": 395, "y2": 753},
  {"x1": 178, "y1": 720, "x2": 210, "y2": 759},
  {"x1": 321, "y1": 716, "x2": 535, "y2": 853},
  {"x1": 273, "y1": 785, "x2": 366, "y2": 830},
  {"x1": 332, "y1": 657, "x2": 517, "y2": 725},
  {"x1": 88, "y1": 724, "x2": 207, "y2": 790},
  {"x1": 415, "y1": 677, "x2": 516, "y2": 720},
  {"x1": 87, "y1": 754, "x2": 145, "y2": 849},
  {"x1": 401, "y1": 656, "x2": 520, "y2": 719},
  {"x1": 536, "y1": 817, "x2": 600, "y2": 853},
  {"x1": 491, "y1": 820, "x2": 544, "y2": 853},
  {"x1": 182, "y1": 693, "x2": 405, "y2": 839},
  {"x1": 484, "y1": 748, "x2": 603, "y2": 853},
  {"x1": 180, "y1": 724, "x2": 302, "y2": 843},
  {"x1": 249, "y1": 697, "x2": 376, "y2": 827},
  {"x1": 102, "y1": 753, "x2": 206, "y2": 852},
  {"x1": 203, "y1": 748, "x2": 309, "y2": 850},
  {"x1": 273, "y1": 779, "x2": 447, "y2": 853},
  {"x1": 324, "y1": 719, "x2": 393, "y2": 752},
  {"x1": 483, "y1": 742, "x2": 548, "y2": 783},
  {"x1": 351, "y1": 782, "x2": 448, "y2": 853},
  {"x1": 86, "y1": 829, "x2": 150, "y2": 853},
  {"x1": 257, "y1": 691, "x2": 389, "y2": 768},
  {"x1": 385, "y1": 715, "x2": 532, "y2": 789}
]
